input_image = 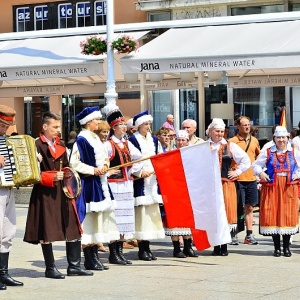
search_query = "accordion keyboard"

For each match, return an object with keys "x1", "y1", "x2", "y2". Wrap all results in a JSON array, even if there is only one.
[{"x1": 0, "y1": 137, "x2": 17, "y2": 186}]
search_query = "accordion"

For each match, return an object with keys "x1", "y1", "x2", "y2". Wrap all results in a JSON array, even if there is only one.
[{"x1": 0, "y1": 135, "x2": 41, "y2": 187}]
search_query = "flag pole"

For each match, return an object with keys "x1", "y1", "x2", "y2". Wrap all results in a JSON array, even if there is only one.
[{"x1": 107, "y1": 156, "x2": 152, "y2": 171}]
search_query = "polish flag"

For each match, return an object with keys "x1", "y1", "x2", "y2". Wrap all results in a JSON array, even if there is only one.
[{"x1": 151, "y1": 142, "x2": 231, "y2": 250}]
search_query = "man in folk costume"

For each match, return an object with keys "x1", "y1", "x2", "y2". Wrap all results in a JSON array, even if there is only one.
[
  {"x1": 129, "y1": 111, "x2": 165, "y2": 261},
  {"x1": 0, "y1": 105, "x2": 23, "y2": 290},
  {"x1": 206, "y1": 118, "x2": 251, "y2": 256},
  {"x1": 69, "y1": 107, "x2": 119, "y2": 271},
  {"x1": 24, "y1": 112, "x2": 92, "y2": 279},
  {"x1": 105, "y1": 109, "x2": 144, "y2": 265}
]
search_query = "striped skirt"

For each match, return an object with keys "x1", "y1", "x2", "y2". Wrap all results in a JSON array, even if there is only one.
[{"x1": 259, "y1": 176, "x2": 299, "y2": 235}]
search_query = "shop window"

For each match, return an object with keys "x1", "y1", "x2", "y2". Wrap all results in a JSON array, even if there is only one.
[
  {"x1": 34, "y1": 5, "x2": 49, "y2": 30},
  {"x1": 290, "y1": 3, "x2": 300, "y2": 11},
  {"x1": 233, "y1": 87, "x2": 285, "y2": 141},
  {"x1": 76, "y1": 2, "x2": 91, "y2": 27},
  {"x1": 16, "y1": 7, "x2": 31, "y2": 32},
  {"x1": 94, "y1": 0, "x2": 107, "y2": 26},
  {"x1": 58, "y1": 3, "x2": 73, "y2": 29},
  {"x1": 231, "y1": 5, "x2": 284, "y2": 15},
  {"x1": 148, "y1": 11, "x2": 171, "y2": 22}
]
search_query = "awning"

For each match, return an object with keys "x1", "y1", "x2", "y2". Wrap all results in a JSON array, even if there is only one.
[
  {"x1": 0, "y1": 31, "x2": 148, "y2": 88},
  {"x1": 121, "y1": 19, "x2": 300, "y2": 77}
]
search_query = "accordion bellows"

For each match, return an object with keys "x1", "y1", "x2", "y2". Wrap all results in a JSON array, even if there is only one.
[{"x1": 2, "y1": 135, "x2": 41, "y2": 187}]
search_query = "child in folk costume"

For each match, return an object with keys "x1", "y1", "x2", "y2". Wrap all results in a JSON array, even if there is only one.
[
  {"x1": 69, "y1": 106, "x2": 119, "y2": 271},
  {"x1": 252, "y1": 126, "x2": 300, "y2": 257},
  {"x1": 129, "y1": 111, "x2": 165, "y2": 261},
  {"x1": 105, "y1": 109, "x2": 145, "y2": 265},
  {"x1": 163, "y1": 130, "x2": 198, "y2": 258},
  {"x1": 206, "y1": 118, "x2": 251, "y2": 256}
]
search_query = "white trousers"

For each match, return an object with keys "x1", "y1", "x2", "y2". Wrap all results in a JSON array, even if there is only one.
[{"x1": 0, "y1": 188, "x2": 16, "y2": 253}]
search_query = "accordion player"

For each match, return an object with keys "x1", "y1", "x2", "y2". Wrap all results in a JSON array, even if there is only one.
[{"x1": 0, "y1": 135, "x2": 41, "y2": 187}]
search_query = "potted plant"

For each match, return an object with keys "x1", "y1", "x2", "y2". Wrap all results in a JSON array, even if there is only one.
[
  {"x1": 80, "y1": 36, "x2": 107, "y2": 55},
  {"x1": 111, "y1": 35, "x2": 139, "y2": 54}
]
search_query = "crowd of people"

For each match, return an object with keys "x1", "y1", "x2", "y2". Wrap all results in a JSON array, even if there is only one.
[{"x1": 0, "y1": 104, "x2": 299, "y2": 291}]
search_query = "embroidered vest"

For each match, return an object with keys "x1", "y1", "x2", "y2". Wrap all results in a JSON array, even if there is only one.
[
  {"x1": 107, "y1": 139, "x2": 132, "y2": 182},
  {"x1": 265, "y1": 146, "x2": 297, "y2": 185},
  {"x1": 219, "y1": 142, "x2": 234, "y2": 181}
]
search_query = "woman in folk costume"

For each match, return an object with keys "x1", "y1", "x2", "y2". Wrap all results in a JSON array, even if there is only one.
[
  {"x1": 206, "y1": 118, "x2": 251, "y2": 256},
  {"x1": 252, "y1": 126, "x2": 300, "y2": 257},
  {"x1": 69, "y1": 106, "x2": 119, "y2": 271},
  {"x1": 164, "y1": 130, "x2": 198, "y2": 258},
  {"x1": 129, "y1": 111, "x2": 165, "y2": 261},
  {"x1": 104, "y1": 109, "x2": 144, "y2": 265}
]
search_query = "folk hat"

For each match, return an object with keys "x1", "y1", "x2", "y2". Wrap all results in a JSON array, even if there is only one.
[
  {"x1": 273, "y1": 126, "x2": 290, "y2": 137},
  {"x1": 133, "y1": 110, "x2": 153, "y2": 127},
  {"x1": 76, "y1": 106, "x2": 102, "y2": 125},
  {"x1": 106, "y1": 109, "x2": 125, "y2": 128},
  {"x1": 176, "y1": 130, "x2": 189, "y2": 140},
  {"x1": 0, "y1": 105, "x2": 16, "y2": 126}
]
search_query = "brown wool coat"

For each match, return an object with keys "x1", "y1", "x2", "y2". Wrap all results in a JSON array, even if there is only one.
[{"x1": 23, "y1": 135, "x2": 81, "y2": 244}]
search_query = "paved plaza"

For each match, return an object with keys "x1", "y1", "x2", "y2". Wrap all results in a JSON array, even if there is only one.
[{"x1": 3, "y1": 204, "x2": 300, "y2": 299}]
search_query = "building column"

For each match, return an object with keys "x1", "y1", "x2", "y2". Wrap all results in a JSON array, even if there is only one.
[{"x1": 49, "y1": 95, "x2": 62, "y2": 116}]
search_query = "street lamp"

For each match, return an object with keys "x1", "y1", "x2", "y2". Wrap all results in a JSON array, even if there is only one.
[{"x1": 102, "y1": 0, "x2": 119, "y2": 114}]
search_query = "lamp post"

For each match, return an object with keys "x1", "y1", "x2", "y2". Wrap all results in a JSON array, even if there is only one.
[{"x1": 102, "y1": 0, "x2": 119, "y2": 114}]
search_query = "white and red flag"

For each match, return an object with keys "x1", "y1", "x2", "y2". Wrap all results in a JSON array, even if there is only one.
[{"x1": 150, "y1": 142, "x2": 231, "y2": 250}]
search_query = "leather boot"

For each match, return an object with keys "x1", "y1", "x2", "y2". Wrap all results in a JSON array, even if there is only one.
[
  {"x1": 283, "y1": 235, "x2": 292, "y2": 257},
  {"x1": 172, "y1": 241, "x2": 186, "y2": 258},
  {"x1": 183, "y1": 238, "x2": 198, "y2": 257},
  {"x1": 0, "y1": 252, "x2": 23, "y2": 286},
  {"x1": 41, "y1": 244, "x2": 65, "y2": 279},
  {"x1": 0, "y1": 281, "x2": 6, "y2": 290},
  {"x1": 116, "y1": 241, "x2": 132, "y2": 265},
  {"x1": 212, "y1": 246, "x2": 221, "y2": 256},
  {"x1": 66, "y1": 241, "x2": 93, "y2": 276},
  {"x1": 220, "y1": 244, "x2": 228, "y2": 256},
  {"x1": 144, "y1": 241, "x2": 157, "y2": 260},
  {"x1": 108, "y1": 242, "x2": 126, "y2": 265},
  {"x1": 91, "y1": 245, "x2": 109, "y2": 270},
  {"x1": 138, "y1": 241, "x2": 151, "y2": 261},
  {"x1": 272, "y1": 234, "x2": 281, "y2": 257},
  {"x1": 83, "y1": 246, "x2": 103, "y2": 270}
]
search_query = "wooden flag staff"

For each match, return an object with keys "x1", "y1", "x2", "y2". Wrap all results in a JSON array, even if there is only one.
[{"x1": 107, "y1": 156, "x2": 152, "y2": 171}]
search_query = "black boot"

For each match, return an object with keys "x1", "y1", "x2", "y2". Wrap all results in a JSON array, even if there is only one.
[
  {"x1": 0, "y1": 252, "x2": 23, "y2": 286},
  {"x1": 183, "y1": 238, "x2": 198, "y2": 257},
  {"x1": 116, "y1": 241, "x2": 132, "y2": 265},
  {"x1": 0, "y1": 282, "x2": 6, "y2": 290},
  {"x1": 220, "y1": 244, "x2": 228, "y2": 256},
  {"x1": 91, "y1": 245, "x2": 109, "y2": 270},
  {"x1": 138, "y1": 241, "x2": 151, "y2": 261},
  {"x1": 108, "y1": 242, "x2": 126, "y2": 265},
  {"x1": 144, "y1": 241, "x2": 157, "y2": 260},
  {"x1": 283, "y1": 235, "x2": 292, "y2": 257},
  {"x1": 172, "y1": 241, "x2": 186, "y2": 258},
  {"x1": 212, "y1": 246, "x2": 221, "y2": 256},
  {"x1": 83, "y1": 246, "x2": 103, "y2": 270},
  {"x1": 41, "y1": 244, "x2": 65, "y2": 279},
  {"x1": 272, "y1": 234, "x2": 281, "y2": 257},
  {"x1": 66, "y1": 241, "x2": 93, "y2": 276}
]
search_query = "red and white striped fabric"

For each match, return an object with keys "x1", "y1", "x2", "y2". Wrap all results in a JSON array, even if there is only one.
[{"x1": 151, "y1": 142, "x2": 231, "y2": 250}]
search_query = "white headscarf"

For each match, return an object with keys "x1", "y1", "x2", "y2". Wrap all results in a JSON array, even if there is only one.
[{"x1": 206, "y1": 118, "x2": 226, "y2": 136}]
